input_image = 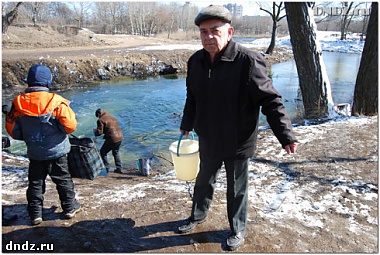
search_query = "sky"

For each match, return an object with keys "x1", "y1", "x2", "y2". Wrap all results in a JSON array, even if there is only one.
[
  {"x1": 154, "y1": 0, "x2": 263, "y2": 16},
  {"x1": 190, "y1": 0, "x2": 262, "y2": 16}
]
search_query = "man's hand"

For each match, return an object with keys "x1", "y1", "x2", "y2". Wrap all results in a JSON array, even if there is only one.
[
  {"x1": 180, "y1": 130, "x2": 190, "y2": 137},
  {"x1": 285, "y1": 143, "x2": 298, "y2": 154}
]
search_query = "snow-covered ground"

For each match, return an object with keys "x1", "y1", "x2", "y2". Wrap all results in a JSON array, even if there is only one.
[
  {"x1": 2, "y1": 117, "x2": 377, "y2": 241},
  {"x1": 111, "y1": 117, "x2": 376, "y2": 233},
  {"x1": 129, "y1": 31, "x2": 365, "y2": 54},
  {"x1": 248, "y1": 31, "x2": 365, "y2": 53}
]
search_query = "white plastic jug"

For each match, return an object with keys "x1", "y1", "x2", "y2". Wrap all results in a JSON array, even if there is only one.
[{"x1": 169, "y1": 132, "x2": 199, "y2": 181}]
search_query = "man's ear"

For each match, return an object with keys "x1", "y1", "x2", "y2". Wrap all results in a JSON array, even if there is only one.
[{"x1": 227, "y1": 26, "x2": 234, "y2": 41}]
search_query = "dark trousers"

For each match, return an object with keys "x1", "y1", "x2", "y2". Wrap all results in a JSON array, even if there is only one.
[
  {"x1": 27, "y1": 155, "x2": 76, "y2": 219},
  {"x1": 100, "y1": 140, "x2": 122, "y2": 171},
  {"x1": 191, "y1": 157, "x2": 249, "y2": 235}
]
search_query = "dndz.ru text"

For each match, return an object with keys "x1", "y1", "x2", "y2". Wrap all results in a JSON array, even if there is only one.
[
  {"x1": 5, "y1": 241, "x2": 54, "y2": 251},
  {"x1": 314, "y1": 6, "x2": 370, "y2": 16}
]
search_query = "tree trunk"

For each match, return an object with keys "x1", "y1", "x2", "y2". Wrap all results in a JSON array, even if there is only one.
[
  {"x1": 285, "y1": 2, "x2": 335, "y2": 119},
  {"x1": 2, "y1": 2, "x2": 22, "y2": 35},
  {"x1": 261, "y1": 2, "x2": 286, "y2": 55},
  {"x1": 265, "y1": 22, "x2": 277, "y2": 54},
  {"x1": 352, "y1": 2, "x2": 378, "y2": 116},
  {"x1": 340, "y1": 2, "x2": 353, "y2": 40}
]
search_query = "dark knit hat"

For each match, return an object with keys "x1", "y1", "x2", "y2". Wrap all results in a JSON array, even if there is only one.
[
  {"x1": 95, "y1": 108, "x2": 102, "y2": 118},
  {"x1": 27, "y1": 64, "x2": 52, "y2": 88},
  {"x1": 194, "y1": 5, "x2": 232, "y2": 26}
]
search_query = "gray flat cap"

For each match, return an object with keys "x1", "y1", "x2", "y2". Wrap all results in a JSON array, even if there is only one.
[{"x1": 194, "y1": 5, "x2": 232, "y2": 26}]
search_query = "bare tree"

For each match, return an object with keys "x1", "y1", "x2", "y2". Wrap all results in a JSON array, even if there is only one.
[
  {"x1": 128, "y1": 2, "x2": 158, "y2": 36},
  {"x1": 2, "y1": 2, "x2": 22, "y2": 35},
  {"x1": 70, "y1": 2, "x2": 92, "y2": 28},
  {"x1": 116, "y1": 3, "x2": 128, "y2": 33},
  {"x1": 93, "y1": 2, "x2": 109, "y2": 33},
  {"x1": 49, "y1": 2, "x2": 74, "y2": 27},
  {"x1": 92, "y1": 2, "x2": 125, "y2": 34},
  {"x1": 259, "y1": 2, "x2": 286, "y2": 54},
  {"x1": 285, "y1": 2, "x2": 335, "y2": 119},
  {"x1": 180, "y1": 2, "x2": 194, "y2": 32},
  {"x1": 340, "y1": 2, "x2": 354, "y2": 40},
  {"x1": 127, "y1": 3, "x2": 136, "y2": 35},
  {"x1": 33, "y1": 2, "x2": 43, "y2": 26},
  {"x1": 339, "y1": 2, "x2": 370, "y2": 40},
  {"x1": 109, "y1": 2, "x2": 120, "y2": 34},
  {"x1": 167, "y1": 3, "x2": 179, "y2": 39},
  {"x1": 352, "y1": 2, "x2": 378, "y2": 116},
  {"x1": 17, "y1": 2, "x2": 36, "y2": 26}
]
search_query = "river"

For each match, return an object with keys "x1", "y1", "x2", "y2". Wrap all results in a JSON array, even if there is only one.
[{"x1": 3, "y1": 52, "x2": 362, "y2": 168}]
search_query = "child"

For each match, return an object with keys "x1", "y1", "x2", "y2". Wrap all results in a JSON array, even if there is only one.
[{"x1": 5, "y1": 64, "x2": 81, "y2": 225}]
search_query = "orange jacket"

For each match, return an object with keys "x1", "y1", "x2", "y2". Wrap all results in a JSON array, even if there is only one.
[{"x1": 5, "y1": 87, "x2": 77, "y2": 160}]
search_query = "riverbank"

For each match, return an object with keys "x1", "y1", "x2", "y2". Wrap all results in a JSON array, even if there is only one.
[
  {"x1": 2, "y1": 116, "x2": 378, "y2": 252},
  {"x1": 2, "y1": 26, "x2": 293, "y2": 101}
]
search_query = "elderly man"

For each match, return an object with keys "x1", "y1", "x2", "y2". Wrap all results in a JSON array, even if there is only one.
[{"x1": 178, "y1": 5, "x2": 298, "y2": 250}]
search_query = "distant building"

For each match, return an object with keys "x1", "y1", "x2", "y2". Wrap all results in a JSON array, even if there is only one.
[{"x1": 224, "y1": 3, "x2": 243, "y2": 19}]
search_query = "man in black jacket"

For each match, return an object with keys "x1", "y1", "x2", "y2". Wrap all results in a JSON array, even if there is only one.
[{"x1": 178, "y1": 5, "x2": 298, "y2": 251}]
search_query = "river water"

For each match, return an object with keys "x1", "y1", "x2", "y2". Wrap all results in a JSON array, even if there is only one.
[{"x1": 3, "y1": 52, "x2": 361, "y2": 168}]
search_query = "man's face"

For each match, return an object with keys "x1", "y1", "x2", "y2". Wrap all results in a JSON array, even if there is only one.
[{"x1": 199, "y1": 19, "x2": 234, "y2": 57}]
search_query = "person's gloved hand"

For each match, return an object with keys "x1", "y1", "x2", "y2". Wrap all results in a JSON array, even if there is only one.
[
  {"x1": 2, "y1": 105, "x2": 10, "y2": 115},
  {"x1": 285, "y1": 143, "x2": 298, "y2": 154}
]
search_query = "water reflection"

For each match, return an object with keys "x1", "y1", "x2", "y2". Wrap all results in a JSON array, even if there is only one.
[
  {"x1": 269, "y1": 51, "x2": 361, "y2": 121},
  {"x1": 324, "y1": 52, "x2": 361, "y2": 103}
]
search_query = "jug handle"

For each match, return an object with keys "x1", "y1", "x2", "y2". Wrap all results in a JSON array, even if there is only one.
[{"x1": 177, "y1": 131, "x2": 195, "y2": 157}]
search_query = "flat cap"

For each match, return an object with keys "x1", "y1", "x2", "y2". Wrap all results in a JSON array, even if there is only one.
[{"x1": 194, "y1": 5, "x2": 232, "y2": 26}]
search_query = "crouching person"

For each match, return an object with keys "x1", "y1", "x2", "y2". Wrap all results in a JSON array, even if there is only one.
[
  {"x1": 94, "y1": 108, "x2": 124, "y2": 174},
  {"x1": 5, "y1": 64, "x2": 81, "y2": 226}
]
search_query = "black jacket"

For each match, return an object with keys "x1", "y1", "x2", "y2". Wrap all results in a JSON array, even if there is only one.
[{"x1": 180, "y1": 40, "x2": 297, "y2": 160}]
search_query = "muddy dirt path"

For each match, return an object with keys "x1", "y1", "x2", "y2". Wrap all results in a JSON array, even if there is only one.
[{"x1": 2, "y1": 117, "x2": 378, "y2": 253}]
